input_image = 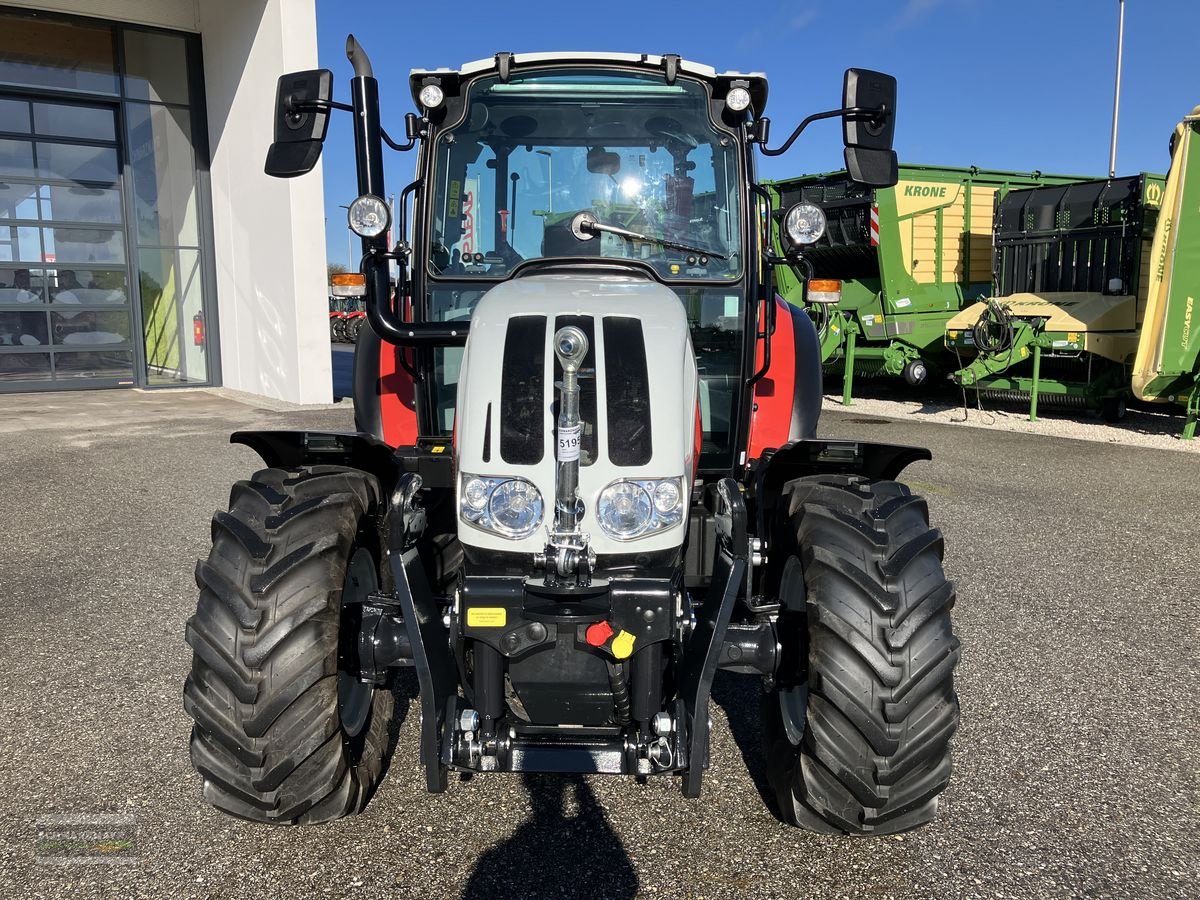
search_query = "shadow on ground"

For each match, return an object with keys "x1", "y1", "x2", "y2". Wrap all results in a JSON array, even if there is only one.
[
  {"x1": 461, "y1": 774, "x2": 638, "y2": 900},
  {"x1": 711, "y1": 671, "x2": 775, "y2": 811}
]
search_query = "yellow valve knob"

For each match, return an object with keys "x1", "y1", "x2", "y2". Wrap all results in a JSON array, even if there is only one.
[{"x1": 610, "y1": 630, "x2": 636, "y2": 659}]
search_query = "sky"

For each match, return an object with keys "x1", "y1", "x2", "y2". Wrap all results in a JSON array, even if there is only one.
[{"x1": 314, "y1": 0, "x2": 1200, "y2": 266}]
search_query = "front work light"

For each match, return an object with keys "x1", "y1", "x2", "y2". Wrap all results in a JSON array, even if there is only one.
[
  {"x1": 418, "y1": 83, "x2": 444, "y2": 109},
  {"x1": 347, "y1": 194, "x2": 390, "y2": 238},
  {"x1": 725, "y1": 86, "x2": 752, "y2": 112},
  {"x1": 784, "y1": 201, "x2": 826, "y2": 246}
]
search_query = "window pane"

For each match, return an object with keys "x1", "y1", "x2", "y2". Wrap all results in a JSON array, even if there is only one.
[
  {"x1": 140, "y1": 247, "x2": 206, "y2": 383},
  {"x1": 0, "y1": 225, "x2": 41, "y2": 261},
  {"x1": 52, "y1": 306, "x2": 130, "y2": 346},
  {"x1": 51, "y1": 268, "x2": 128, "y2": 304},
  {"x1": 0, "y1": 15, "x2": 118, "y2": 95},
  {"x1": 0, "y1": 98, "x2": 29, "y2": 133},
  {"x1": 33, "y1": 103, "x2": 116, "y2": 142},
  {"x1": 0, "y1": 183, "x2": 39, "y2": 220},
  {"x1": 127, "y1": 103, "x2": 197, "y2": 246},
  {"x1": 53, "y1": 349, "x2": 133, "y2": 381},
  {"x1": 36, "y1": 142, "x2": 118, "y2": 184},
  {"x1": 0, "y1": 309, "x2": 48, "y2": 345},
  {"x1": 42, "y1": 185, "x2": 122, "y2": 224},
  {"x1": 0, "y1": 138, "x2": 33, "y2": 176},
  {"x1": 0, "y1": 267, "x2": 45, "y2": 301},
  {"x1": 44, "y1": 226, "x2": 124, "y2": 265},
  {"x1": 123, "y1": 31, "x2": 190, "y2": 104},
  {"x1": 0, "y1": 350, "x2": 51, "y2": 381}
]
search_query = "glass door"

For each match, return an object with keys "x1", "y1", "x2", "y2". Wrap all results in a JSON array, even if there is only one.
[{"x1": 0, "y1": 94, "x2": 135, "y2": 388}]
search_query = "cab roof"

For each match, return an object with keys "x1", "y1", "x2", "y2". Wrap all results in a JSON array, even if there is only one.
[{"x1": 409, "y1": 52, "x2": 768, "y2": 116}]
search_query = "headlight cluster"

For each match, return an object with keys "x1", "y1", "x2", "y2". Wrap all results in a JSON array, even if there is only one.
[
  {"x1": 784, "y1": 201, "x2": 827, "y2": 246},
  {"x1": 460, "y1": 475, "x2": 544, "y2": 539},
  {"x1": 597, "y1": 478, "x2": 685, "y2": 541}
]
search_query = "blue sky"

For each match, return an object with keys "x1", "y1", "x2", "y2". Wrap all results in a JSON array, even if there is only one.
[{"x1": 315, "y1": 0, "x2": 1200, "y2": 266}]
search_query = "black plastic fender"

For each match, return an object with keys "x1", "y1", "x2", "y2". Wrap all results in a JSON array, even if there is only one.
[
  {"x1": 231, "y1": 430, "x2": 405, "y2": 497},
  {"x1": 751, "y1": 437, "x2": 933, "y2": 598}
]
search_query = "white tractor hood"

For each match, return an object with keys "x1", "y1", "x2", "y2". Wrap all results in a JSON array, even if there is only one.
[{"x1": 454, "y1": 272, "x2": 698, "y2": 557}]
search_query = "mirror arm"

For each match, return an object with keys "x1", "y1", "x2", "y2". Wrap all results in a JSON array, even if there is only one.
[
  {"x1": 288, "y1": 97, "x2": 353, "y2": 115},
  {"x1": 760, "y1": 104, "x2": 886, "y2": 157},
  {"x1": 382, "y1": 128, "x2": 416, "y2": 152}
]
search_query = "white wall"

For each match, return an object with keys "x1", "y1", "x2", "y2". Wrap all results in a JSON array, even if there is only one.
[{"x1": 198, "y1": 0, "x2": 331, "y2": 404}]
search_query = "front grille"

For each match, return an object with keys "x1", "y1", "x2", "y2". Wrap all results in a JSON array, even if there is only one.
[
  {"x1": 500, "y1": 315, "x2": 546, "y2": 466},
  {"x1": 602, "y1": 317, "x2": 652, "y2": 467}
]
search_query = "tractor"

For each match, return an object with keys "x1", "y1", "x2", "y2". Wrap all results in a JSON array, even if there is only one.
[{"x1": 183, "y1": 38, "x2": 960, "y2": 835}]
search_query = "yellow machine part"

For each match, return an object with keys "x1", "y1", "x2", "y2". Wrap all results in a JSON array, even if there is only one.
[
  {"x1": 1133, "y1": 108, "x2": 1198, "y2": 401},
  {"x1": 947, "y1": 292, "x2": 1140, "y2": 364},
  {"x1": 894, "y1": 179, "x2": 1000, "y2": 285}
]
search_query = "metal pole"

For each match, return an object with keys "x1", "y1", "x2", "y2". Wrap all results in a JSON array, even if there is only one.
[{"x1": 1108, "y1": 0, "x2": 1125, "y2": 178}]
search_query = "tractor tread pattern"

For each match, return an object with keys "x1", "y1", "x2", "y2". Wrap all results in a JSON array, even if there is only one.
[
  {"x1": 183, "y1": 466, "x2": 393, "y2": 825},
  {"x1": 766, "y1": 474, "x2": 960, "y2": 835}
]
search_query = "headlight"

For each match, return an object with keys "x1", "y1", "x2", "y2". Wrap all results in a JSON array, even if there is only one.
[
  {"x1": 347, "y1": 194, "x2": 390, "y2": 238},
  {"x1": 460, "y1": 475, "x2": 543, "y2": 539},
  {"x1": 784, "y1": 201, "x2": 826, "y2": 245},
  {"x1": 597, "y1": 478, "x2": 685, "y2": 541}
]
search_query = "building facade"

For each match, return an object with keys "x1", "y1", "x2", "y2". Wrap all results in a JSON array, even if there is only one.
[{"x1": 0, "y1": 1, "x2": 331, "y2": 403}]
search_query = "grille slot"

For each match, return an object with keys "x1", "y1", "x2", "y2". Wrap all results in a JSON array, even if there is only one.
[
  {"x1": 602, "y1": 316, "x2": 652, "y2": 467},
  {"x1": 500, "y1": 315, "x2": 547, "y2": 465}
]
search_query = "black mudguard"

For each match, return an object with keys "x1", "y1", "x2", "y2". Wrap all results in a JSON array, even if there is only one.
[
  {"x1": 751, "y1": 437, "x2": 933, "y2": 600},
  {"x1": 231, "y1": 430, "x2": 406, "y2": 497}
]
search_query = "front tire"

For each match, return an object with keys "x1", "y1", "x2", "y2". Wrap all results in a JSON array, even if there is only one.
[
  {"x1": 183, "y1": 466, "x2": 394, "y2": 824},
  {"x1": 762, "y1": 475, "x2": 960, "y2": 834}
]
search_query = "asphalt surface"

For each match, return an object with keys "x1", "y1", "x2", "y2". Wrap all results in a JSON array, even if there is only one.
[{"x1": 0, "y1": 391, "x2": 1196, "y2": 899}]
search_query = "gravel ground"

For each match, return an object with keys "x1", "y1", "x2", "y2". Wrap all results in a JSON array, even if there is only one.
[
  {"x1": 0, "y1": 391, "x2": 1196, "y2": 899},
  {"x1": 821, "y1": 391, "x2": 1199, "y2": 455}
]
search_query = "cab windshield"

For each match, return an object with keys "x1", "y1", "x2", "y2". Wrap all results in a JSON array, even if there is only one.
[{"x1": 427, "y1": 69, "x2": 743, "y2": 281}]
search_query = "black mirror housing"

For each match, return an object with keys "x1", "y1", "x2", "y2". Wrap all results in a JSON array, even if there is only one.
[
  {"x1": 845, "y1": 147, "x2": 898, "y2": 187},
  {"x1": 265, "y1": 68, "x2": 334, "y2": 178},
  {"x1": 842, "y1": 68, "x2": 896, "y2": 151}
]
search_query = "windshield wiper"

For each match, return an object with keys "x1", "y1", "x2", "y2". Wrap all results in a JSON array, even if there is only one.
[{"x1": 570, "y1": 212, "x2": 728, "y2": 261}]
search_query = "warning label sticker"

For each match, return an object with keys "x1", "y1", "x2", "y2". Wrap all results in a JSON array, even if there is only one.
[{"x1": 467, "y1": 608, "x2": 507, "y2": 628}]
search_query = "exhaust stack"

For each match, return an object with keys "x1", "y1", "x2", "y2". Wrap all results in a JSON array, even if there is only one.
[{"x1": 553, "y1": 326, "x2": 588, "y2": 533}]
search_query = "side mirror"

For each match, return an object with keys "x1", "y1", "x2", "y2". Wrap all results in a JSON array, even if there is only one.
[
  {"x1": 265, "y1": 69, "x2": 334, "y2": 178},
  {"x1": 842, "y1": 68, "x2": 898, "y2": 187},
  {"x1": 844, "y1": 146, "x2": 898, "y2": 188},
  {"x1": 842, "y1": 68, "x2": 896, "y2": 150}
]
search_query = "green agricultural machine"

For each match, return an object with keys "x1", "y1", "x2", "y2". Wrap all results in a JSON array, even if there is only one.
[
  {"x1": 769, "y1": 165, "x2": 1081, "y2": 404},
  {"x1": 1132, "y1": 106, "x2": 1200, "y2": 439},
  {"x1": 945, "y1": 172, "x2": 1165, "y2": 423}
]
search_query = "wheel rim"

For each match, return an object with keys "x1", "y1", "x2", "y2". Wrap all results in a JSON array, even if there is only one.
[{"x1": 337, "y1": 546, "x2": 377, "y2": 740}]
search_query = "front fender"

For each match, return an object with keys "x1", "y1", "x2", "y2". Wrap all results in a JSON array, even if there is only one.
[
  {"x1": 231, "y1": 430, "x2": 406, "y2": 497},
  {"x1": 752, "y1": 437, "x2": 932, "y2": 546}
]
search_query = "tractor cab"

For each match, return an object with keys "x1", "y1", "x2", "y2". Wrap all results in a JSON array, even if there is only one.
[{"x1": 411, "y1": 60, "x2": 754, "y2": 469}]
